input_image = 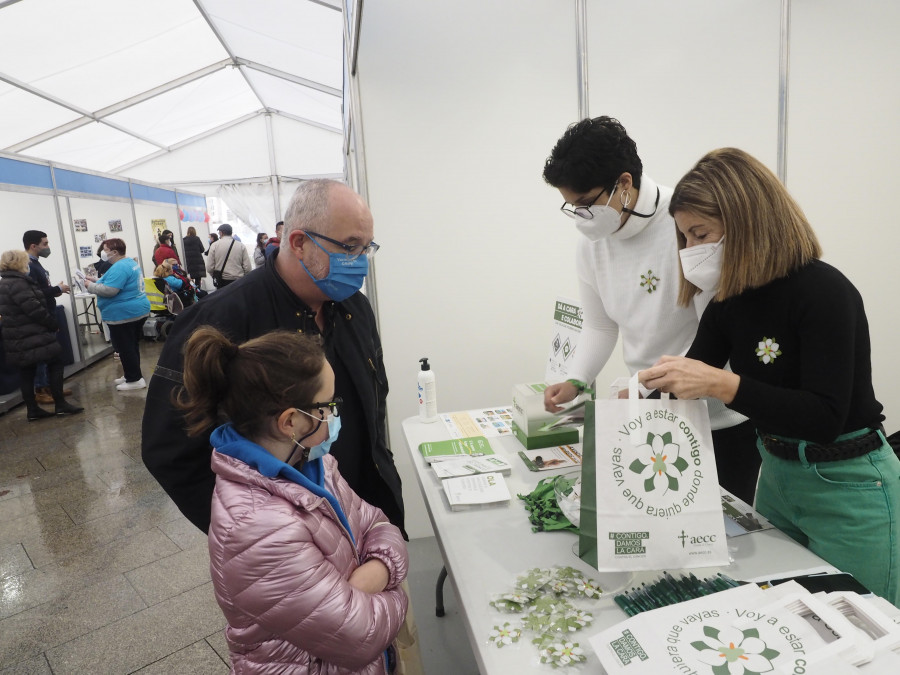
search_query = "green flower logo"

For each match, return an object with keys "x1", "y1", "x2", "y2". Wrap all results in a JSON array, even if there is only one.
[
  {"x1": 755, "y1": 338, "x2": 781, "y2": 364},
  {"x1": 640, "y1": 269, "x2": 660, "y2": 294},
  {"x1": 691, "y1": 625, "x2": 780, "y2": 674},
  {"x1": 628, "y1": 432, "x2": 689, "y2": 493}
]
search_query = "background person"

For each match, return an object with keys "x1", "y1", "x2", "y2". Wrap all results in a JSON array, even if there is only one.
[
  {"x1": 24, "y1": 230, "x2": 72, "y2": 404},
  {"x1": 640, "y1": 147, "x2": 900, "y2": 605},
  {"x1": 181, "y1": 225, "x2": 206, "y2": 287},
  {"x1": 0, "y1": 250, "x2": 83, "y2": 420},
  {"x1": 153, "y1": 259, "x2": 196, "y2": 308},
  {"x1": 152, "y1": 231, "x2": 180, "y2": 266},
  {"x1": 204, "y1": 231, "x2": 218, "y2": 257},
  {"x1": 253, "y1": 231, "x2": 268, "y2": 267},
  {"x1": 93, "y1": 242, "x2": 112, "y2": 278},
  {"x1": 207, "y1": 223, "x2": 251, "y2": 287},
  {"x1": 179, "y1": 326, "x2": 408, "y2": 673},
  {"x1": 85, "y1": 238, "x2": 151, "y2": 391},
  {"x1": 541, "y1": 117, "x2": 760, "y2": 503},
  {"x1": 265, "y1": 220, "x2": 283, "y2": 259}
]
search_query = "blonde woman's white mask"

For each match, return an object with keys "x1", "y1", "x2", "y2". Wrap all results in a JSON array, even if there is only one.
[{"x1": 679, "y1": 238, "x2": 724, "y2": 292}]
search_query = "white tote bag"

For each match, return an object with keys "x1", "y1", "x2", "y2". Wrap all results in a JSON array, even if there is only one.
[{"x1": 587, "y1": 375, "x2": 728, "y2": 572}]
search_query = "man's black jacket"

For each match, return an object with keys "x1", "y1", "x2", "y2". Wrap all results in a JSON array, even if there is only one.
[
  {"x1": 28, "y1": 257, "x2": 62, "y2": 309},
  {"x1": 140, "y1": 253, "x2": 404, "y2": 536}
]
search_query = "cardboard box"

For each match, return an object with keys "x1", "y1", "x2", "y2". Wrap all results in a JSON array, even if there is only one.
[
  {"x1": 511, "y1": 382, "x2": 555, "y2": 435},
  {"x1": 511, "y1": 421, "x2": 579, "y2": 450}
]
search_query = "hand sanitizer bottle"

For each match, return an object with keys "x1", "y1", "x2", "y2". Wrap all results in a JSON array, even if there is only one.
[{"x1": 418, "y1": 357, "x2": 438, "y2": 423}]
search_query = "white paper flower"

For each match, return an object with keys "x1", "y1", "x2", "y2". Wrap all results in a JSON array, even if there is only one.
[
  {"x1": 488, "y1": 622, "x2": 521, "y2": 648},
  {"x1": 540, "y1": 641, "x2": 586, "y2": 667},
  {"x1": 755, "y1": 337, "x2": 782, "y2": 364}
]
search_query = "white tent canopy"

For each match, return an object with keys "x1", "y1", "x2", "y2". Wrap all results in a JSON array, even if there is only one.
[{"x1": 0, "y1": 0, "x2": 347, "y2": 226}]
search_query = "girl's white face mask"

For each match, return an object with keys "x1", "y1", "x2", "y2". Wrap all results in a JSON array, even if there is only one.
[{"x1": 679, "y1": 237, "x2": 724, "y2": 292}]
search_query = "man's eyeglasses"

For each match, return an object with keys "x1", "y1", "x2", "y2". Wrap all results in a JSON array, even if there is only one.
[
  {"x1": 300, "y1": 397, "x2": 342, "y2": 420},
  {"x1": 303, "y1": 231, "x2": 380, "y2": 261},
  {"x1": 560, "y1": 188, "x2": 609, "y2": 220}
]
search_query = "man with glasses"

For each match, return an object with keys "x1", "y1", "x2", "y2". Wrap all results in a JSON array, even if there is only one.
[
  {"x1": 141, "y1": 179, "x2": 404, "y2": 536},
  {"x1": 541, "y1": 117, "x2": 760, "y2": 504}
]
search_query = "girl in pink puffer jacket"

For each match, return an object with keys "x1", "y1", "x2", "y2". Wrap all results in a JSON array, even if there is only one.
[{"x1": 178, "y1": 327, "x2": 408, "y2": 674}]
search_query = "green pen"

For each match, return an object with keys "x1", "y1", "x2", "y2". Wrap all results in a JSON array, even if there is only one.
[
  {"x1": 641, "y1": 582, "x2": 666, "y2": 609},
  {"x1": 662, "y1": 573, "x2": 689, "y2": 602},
  {"x1": 653, "y1": 580, "x2": 679, "y2": 607},
  {"x1": 626, "y1": 587, "x2": 648, "y2": 612},
  {"x1": 718, "y1": 573, "x2": 741, "y2": 588},
  {"x1": 613, "y1": 594, "x2": 637, "y2": 616},
  {"x1": 630, "y1": 586, "x2": 654, "y2": 613}
]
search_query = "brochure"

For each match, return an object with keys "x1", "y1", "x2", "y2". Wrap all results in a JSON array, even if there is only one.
[
  {"x1": 431, "y1": 455, "x2": 513, "y2": 479},
  {"x1": 720, "y1": 486, "x2": 774, "y2": 537},
  {"x1": 439, "y1": 407, "x2": 514, "y2": 438},
  {"x1": 545, "y1": 296, "x2": 582, "y2": 383},
  {"x1": 442, "y1": 472, "x2": 511, "y2": 511},
  {"x1": 418, "y1": 436, "x2": 494, "y2": 464},
  {"x1": 72, "y1": 269, "x2": 88, "y2": 294},
  {"x1": 518, "y1": 443, "x2": 583, "y2": 471}
]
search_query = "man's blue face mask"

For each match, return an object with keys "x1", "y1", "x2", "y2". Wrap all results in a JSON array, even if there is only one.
[{"x1": 300, "y1": 236, "x2": 369, "y2": 302}]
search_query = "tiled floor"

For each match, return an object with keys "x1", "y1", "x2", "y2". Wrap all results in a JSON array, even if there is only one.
[{"x1": 0, "y1": 342, "x2": 478, "y2": 674}]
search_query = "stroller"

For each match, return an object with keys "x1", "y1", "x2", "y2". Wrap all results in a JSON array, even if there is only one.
[{"x1": 142, "y1": 277, "x2": 181, "y2": 341}]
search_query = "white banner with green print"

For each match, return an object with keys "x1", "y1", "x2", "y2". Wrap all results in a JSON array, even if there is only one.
[{"x1": 579, "y1": 375, "x2": 728, "y2": 572}]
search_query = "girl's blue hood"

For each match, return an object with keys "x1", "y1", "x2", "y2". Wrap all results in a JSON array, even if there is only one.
[{"x1": 211, "y1": 423, "x2": 353, "y2": 542}]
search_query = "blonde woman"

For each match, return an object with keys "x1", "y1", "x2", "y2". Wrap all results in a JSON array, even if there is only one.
[
  {"x1": 641, "y1": 148, "x2": 900, "y2": 605},
  {"x1": 0, "y1": 250, "x2": 83, "y2": 420}
]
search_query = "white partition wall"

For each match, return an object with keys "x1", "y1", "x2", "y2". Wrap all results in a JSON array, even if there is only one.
[
  {"x1": 357, "y1": 1, "x2": 900, "y2": 539},
  {"x1": 0, "y1": 189, "x2": 67, "y2": 289},
  {"x1": 787, "y1": 1, "x2": 900, "y2": 438},
  {"x1": 586, "y1": 0, "x2": 782, "y2": 183},
  {"x1": 582, "y1": 0, "x2": 783, "y2": 404},
  {"x1": 358, "y1": 0, "x2": 582, "y2": 538},
  {"x1": 0, "y1": 185, "x2": 76, "y2": 373},
  {"x1": 134, "y1": 202, "x2": 180, "y2": 273}
]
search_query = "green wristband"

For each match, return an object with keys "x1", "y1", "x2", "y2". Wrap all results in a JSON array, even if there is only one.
[{"x1": 566, "y1": 379, "x2": 595, "y2": 396}]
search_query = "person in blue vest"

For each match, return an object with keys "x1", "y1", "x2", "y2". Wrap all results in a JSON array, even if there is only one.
[{"x1": 85, "y1": 238, "x2": 151, "y2": 391}]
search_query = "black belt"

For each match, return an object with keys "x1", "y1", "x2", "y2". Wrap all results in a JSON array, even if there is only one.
[{"x1": 759, "y1": 429, "x2": 883, "y2": 463}]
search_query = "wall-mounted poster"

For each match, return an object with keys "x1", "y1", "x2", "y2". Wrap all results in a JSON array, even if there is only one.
[
  {"x1": 151, "y1": 218, "x2": 167, "y2": 243},
  {"x1": 108, "y1": 219, "x2": 123, "y2": 232},
  {"x1": 74, "y1": 219, "x2": 87, "y2": 232},
  {"x1": 79, "y1": 246, "x2": 93, "y2": 258},
  {"x1": 94, "y1": 233, "x2": 107, "y2": 243}
]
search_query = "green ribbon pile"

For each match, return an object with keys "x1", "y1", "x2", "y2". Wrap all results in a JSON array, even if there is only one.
[{"x1": 518, "y1": 476, "x2": 580, "y2": 533}]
